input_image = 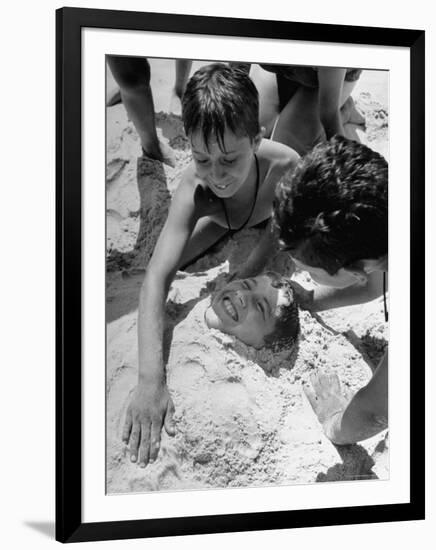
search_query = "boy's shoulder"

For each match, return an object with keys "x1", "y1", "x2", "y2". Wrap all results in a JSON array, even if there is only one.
[
  {"x1": 258, "y1": 138, "x2": 300, "y2": 171},
  {"x1": 258, "y1": 139, "x2": 300, "y2": 183}
]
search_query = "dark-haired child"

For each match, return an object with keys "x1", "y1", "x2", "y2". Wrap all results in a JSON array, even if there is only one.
[
  {"x1": 205, "y1": 271, "x2": 300, "y2": 350},
  {"x1": 122, "y1": 63, "x2": 300, "y2": 467},
  {"x1": 273, "y1": 136, "x2": 388, "y2": 444}
]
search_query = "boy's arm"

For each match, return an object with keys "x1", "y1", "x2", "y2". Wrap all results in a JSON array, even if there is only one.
[
  {"x1": 296, "y1": 270, "x2": 384, "y2": 312},
  {"x1": 304, "y1": 351, "x2": 388, "y2": 445},
  {"x1": 235, "y1": 219, "x2": 279, "y2": 278},
  {"x1": 123, "y1": 177, "x2": 199, "y2": 468},
  {"x1": 317, "y1": 67, "x2": 347, "y2": 140}
]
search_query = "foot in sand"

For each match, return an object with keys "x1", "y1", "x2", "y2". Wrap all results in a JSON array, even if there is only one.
[
  {"x1": 341, "y1": 96, "x2": 366, "y2": 126},
  {"x1": 142, "y1": 140, "x2": 176, "y2": 168}
]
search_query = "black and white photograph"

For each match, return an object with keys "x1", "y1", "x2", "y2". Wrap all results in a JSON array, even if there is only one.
[
  {"x1": 1, "y1": 0, "x2": 431, "y2": 546},
  {"x1": 105, "y1": 57, "x2": 390, "y2": 494}
]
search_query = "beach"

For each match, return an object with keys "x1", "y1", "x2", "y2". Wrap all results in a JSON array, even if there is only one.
[{"x1": 106, "y1": 60, "x2": 389, "y2": 494}]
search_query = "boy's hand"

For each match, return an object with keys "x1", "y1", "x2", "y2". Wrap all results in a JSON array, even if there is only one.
[
  {"x1": 122, "y1": 381, "x2": 175, "y2": 467},
  {"x1": 290, "y1": 281, "x2": 314, "y2": 310},
  {"x1": 303, "y1": 371, "x2": 349, "y2": 428}
]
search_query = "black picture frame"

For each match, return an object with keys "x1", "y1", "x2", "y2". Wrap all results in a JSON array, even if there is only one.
[{"x1": 56, "y1": 6, "x2": 425, "y2": 543}]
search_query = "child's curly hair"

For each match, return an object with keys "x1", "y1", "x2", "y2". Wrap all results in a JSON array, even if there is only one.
[
  {"x1": 182, "y1": 63, "x2": 260, "y2": 151},
  {"x1": 273, "y1": 136, "x2": 388, "y2": 274}
]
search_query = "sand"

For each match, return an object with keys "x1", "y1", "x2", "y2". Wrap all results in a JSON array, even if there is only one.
[{"x1": 106, "y1": 61, "x2": 389, "y2": 494}]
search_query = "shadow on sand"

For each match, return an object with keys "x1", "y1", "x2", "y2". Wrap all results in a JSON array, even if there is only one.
[{"x1": 316, "y1": 444, "x2": 378, "y2": 482}]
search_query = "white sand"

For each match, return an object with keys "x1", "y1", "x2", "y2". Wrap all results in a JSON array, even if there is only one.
[{"x1": 106, "y1": 61, "x2": 389, "y2": 494}]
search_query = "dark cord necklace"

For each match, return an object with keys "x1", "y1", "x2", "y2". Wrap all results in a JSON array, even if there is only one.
[
  {"x1": 383, "y1": 271, "x2": 388, "y2": 322},
  {"x1": 221, "y1": 154, "x2": 260, "y2": 233}
]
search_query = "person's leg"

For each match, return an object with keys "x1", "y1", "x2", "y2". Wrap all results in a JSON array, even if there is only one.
[
  {"x1": 179, "y1": 217, "x2": 228, "y2": 269},
  {"x1": 169, "y1": 59, "x2": 193, "y2": 116},
  {"x1": 339, "y1": 80, "x2": 366, "y2": 141},
  {"x1": 273, "y1": 86, "x2": 325, "y2": 155},
  {"x1": 107, "y1": 56, "x2": 175, "y2": 167},
  {"x1": 340, "y1": 81, "x2": 366, "y2": 125},
  {"x1": 273, "y1": 79, "x2": 365, "y2": 154},
  {"x1": 249, "y1": 65, "x2": 281, "y2": 139}
]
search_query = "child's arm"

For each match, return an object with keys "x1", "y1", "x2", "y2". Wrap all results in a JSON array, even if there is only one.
[
  {"x1": 122, "y1": 177, "x2": 199, "y2": 468},
  {"x1": 295, "y1": 270, "x2": 384, "y2": 312},
  {"x1": 303, "y1": 351, "x2": 388, "y2": 445},
  {"x1": 235, "y1": 219, "x2": 279, "y2": 279},
  {"x1": 317, "y1": 67, "x2": 347, "y2": 140}
]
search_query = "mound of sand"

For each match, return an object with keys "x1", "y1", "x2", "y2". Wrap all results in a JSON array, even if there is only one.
[
  {"x1": 107, "y1": 272, "x2": 387, "y2": 494},
  {"x1": 106, "y1": 66, "x2": 389, "y2": 494}
]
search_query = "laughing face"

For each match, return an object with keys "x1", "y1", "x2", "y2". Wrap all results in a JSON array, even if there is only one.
[
  {"x1": 190, "y1": 127, "x2": 262, "y2": 199},
  {"x1": 204, "y1": 273, "x2": 295, "y2": 349}
]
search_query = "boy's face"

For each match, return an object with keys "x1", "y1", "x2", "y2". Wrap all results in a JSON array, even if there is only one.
[
  {"x1": 190, "y1": 128, "x2": 262, "y2": 199},
  {"x1": 204, "y1": 274, "x2": 293, "y2": 349}
]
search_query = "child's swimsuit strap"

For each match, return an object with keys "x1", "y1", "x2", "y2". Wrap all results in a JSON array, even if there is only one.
[{"x1": 222, "y1": 153, "x2": 260, "y2": 233}]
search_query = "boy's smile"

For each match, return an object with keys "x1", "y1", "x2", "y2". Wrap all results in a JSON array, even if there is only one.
[
  {"x1": 205, "y1": 274, "x2": 293, "y2": 348},
  {"x1": 221, "y1": 295, "x2": 240, "y2": 321},
  {"x1": 190, "y1": 128, "x2": 262, "y2": 199}
]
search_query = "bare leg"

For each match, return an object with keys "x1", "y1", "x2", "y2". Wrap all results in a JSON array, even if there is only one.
[
  {"x1": 273, "y1": 80, "x2": 363, "y2": 154},
  {"x1": 249, "y1": 65, "x2": 280, "y2": 138},
  {"x1": 340, "y1": 80, "x2": 365, "y2": 124},
  {"x1": 273, "y1": 87, "x2": 324, "y2": 155},
  {"x1": 107, "y1": 56, "x2": 176, "y2": 167},
  {"x1": 169, "y1": 59, "x2": 193, "y2": 116},
  {"x1": 340, "y1": 80, "x2": 365, "y2": 141},
  {"x1": 179, "y1": 217, "x2": 228, "y2": 269}
]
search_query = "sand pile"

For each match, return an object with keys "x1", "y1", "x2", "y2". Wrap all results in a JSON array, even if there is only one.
[
  {"x1": 106, "y1": 74, "x2": 389, "y2": 494},
  {"x1": 107, "y1": 273, "x2": 385, "y2": 494}
]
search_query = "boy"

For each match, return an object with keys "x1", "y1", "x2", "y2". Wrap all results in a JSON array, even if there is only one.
[
  {"x1": 205, "y1": 271, "x2": 300, "y2": 350},
  {"x1": 122, "y1": 64, "x2": 300, "y2": 467},
  {"x1": 273, "y1": 136, "x2": 388, "y2": 444}
]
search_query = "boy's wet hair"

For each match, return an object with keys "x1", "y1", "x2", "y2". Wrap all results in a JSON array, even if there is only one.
[
  {"x1": 262, "y1": 271, "x2": 300, "y2": 351},
  {"x1": 182, "y1": 63, "x2": 260, "y2": 151},
  {"x1": 273, "y1": 136, "x2": 388, "y2": 275}
]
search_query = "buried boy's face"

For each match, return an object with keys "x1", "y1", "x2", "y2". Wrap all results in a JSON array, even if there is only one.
[
  {"x1": 190, "y1": 127, "x2": 262, "y2": 199},
  {"x1": 204, "y1": 273, "x2": 295, "y2": 349}
]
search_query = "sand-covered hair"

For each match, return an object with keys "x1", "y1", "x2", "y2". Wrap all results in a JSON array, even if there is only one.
[
  {"x1": 273, "y1": 136, "x2": 388, "y2": 275},
  {"x1": 262, "y1": 271, "x2": 300, "y2": 351},
  {"x1": 182, "y1": 63, "x2": 260, "y2": 151}
]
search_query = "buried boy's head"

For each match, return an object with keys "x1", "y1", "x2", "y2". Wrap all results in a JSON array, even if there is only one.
[
  {"x1": 182, "y1": 63, "x2": 263, "y2": 198},
  {"x1": 205, "y1": 272, "x2": 300, "y2": 350},
  {"x1": 274, "y1": 136, "x2": 388, "y2": 288}
]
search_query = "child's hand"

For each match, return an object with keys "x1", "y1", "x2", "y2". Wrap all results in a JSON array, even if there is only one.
[
  {"x1": 122, "y1": 381, "x2": 175, "y2": 467},
  {"x1": 303, "y1": 371, "x2": 349, "y2": 431},
  {"x1": 290, "y1": 281, "x2": 314, "y2": 310}
]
